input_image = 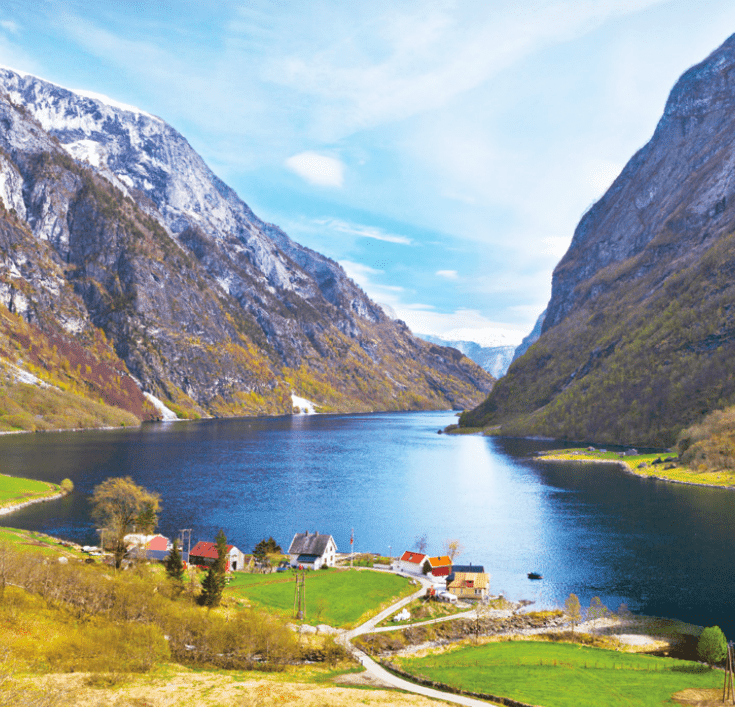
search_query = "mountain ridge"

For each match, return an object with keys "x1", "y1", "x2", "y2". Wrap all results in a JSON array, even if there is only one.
[
  {"x1": 0, "y1": 68, "x2": 493, "y2": 430},
  {"x1": 461, "y1": 33, "x2": 735, "y2": 446}
]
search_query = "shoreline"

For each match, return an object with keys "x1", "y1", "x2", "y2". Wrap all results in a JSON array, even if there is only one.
[
  {"x1": 0, "y1": 489, "x2": 68, "y2": 516},
  {"x1": 533, "y1": 453, "x2": 735, "y2": 491}
]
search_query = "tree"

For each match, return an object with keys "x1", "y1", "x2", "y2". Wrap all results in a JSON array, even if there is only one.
[
  {"x1": 253, "y1": 536, "x2": 282, "y2": 560},
  {"x1": 443, "y1": 539, "x2": 464, "y2": 561},
  {"x1": 165, "y1": 538, "x2": 185, "y2": 584},
  {"x1": 136, "y1": 502, "x2": 158, "y2": 534},
  {"x1": 199, "y1": 529, "x2": 228, "y2": 607},
  {"x1": 90, "y1": 476, "x2": 160, "y2": 569},
  {"x1": 697, "y1": 626, "x2": 727, "y2": 667},
  {"x1": 565, "y1": 593, "x2": 582, "y2": 634},
  {"x1": 587, "y1": 596, "x2": 608, "y2": 627},
  {"x1": 414, "y1": 533, "x2": 428, "y2": 554}
]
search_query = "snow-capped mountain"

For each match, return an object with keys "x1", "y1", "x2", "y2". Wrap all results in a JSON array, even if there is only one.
[{"x1": 0, "y1": 68, "x2": 492, "y2": 422}]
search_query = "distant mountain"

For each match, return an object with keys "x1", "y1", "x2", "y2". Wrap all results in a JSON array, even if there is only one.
[
  {"x1": 462, "y1": 34, "x2": 735, "y2": 446},
  {"x1": 420, "y1": 335, "x2": 515, "y2": 378},
  {"x1": 0, "y1": 68, "x2": 492, "y2": 430}
]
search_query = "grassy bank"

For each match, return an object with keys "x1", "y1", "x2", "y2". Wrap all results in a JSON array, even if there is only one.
[
  {"x1": 394, "y1": 640, "x2": 723, "y2": 707},
  {"x1": 0, "y1": 472, "x2": 67, "y2": 511},
  {"x1": 535, "y1": 448, "x2": 735, "y2": 488},
  {"x1": 228, "y1": 569, "x2": 414, "y2": 628}
]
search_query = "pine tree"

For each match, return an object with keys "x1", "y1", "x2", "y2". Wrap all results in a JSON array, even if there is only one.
[
  {"x1": 199, "y1": 529, "x2": 228, "y2": 607},
  {"x1": 165, "y1": 538, "x2": 185, "y2": 583}
]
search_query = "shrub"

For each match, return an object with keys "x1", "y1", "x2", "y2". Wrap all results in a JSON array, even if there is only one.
[{"x1": 697, "y1": 626, "x2": 727, "y2": 667}]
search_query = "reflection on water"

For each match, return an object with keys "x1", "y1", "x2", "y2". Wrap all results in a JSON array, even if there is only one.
[{"x1": 2, "y1": 411, "x2": 735, "y2": 634}]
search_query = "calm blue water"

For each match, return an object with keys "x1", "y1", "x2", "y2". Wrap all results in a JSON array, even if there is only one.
[{"x1": 2, "y1": 410, "x2": 735, "y2": 634}]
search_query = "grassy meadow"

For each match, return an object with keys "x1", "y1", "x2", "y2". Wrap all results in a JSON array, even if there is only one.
[
  {"x1": 536, "y1": 448, "x2": 735, "y2": 488},
  {"x1": 394, "y1": 640, "x2": 723, "y2": 707},
  {"x1": 0, "y1": 472, "x2": 62, "y2": 510},
  {"x1": 227, "y1": 568, "x2": 414, "y2": 628}
]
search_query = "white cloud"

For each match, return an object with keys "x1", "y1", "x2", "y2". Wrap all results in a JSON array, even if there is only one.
[
  {"x1": 316, "y1": 217, "x2": 412, "y2": 244},
  {"x1": 285, "y1": 151, "x2": 345, "y2": 187},
  {"x1": 339, "y1": 258, "x2": 525, "y2": 346},
  {"x1": 436, "y1": 269, "x2": 458, "y2": 279},
  {"x1": 0, "y1": 20, "x2": 19, "y2": 34}
]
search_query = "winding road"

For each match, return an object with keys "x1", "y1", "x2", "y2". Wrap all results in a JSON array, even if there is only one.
[{"x1": 339, "y1": 573, "x2": 504, "y2": 706}]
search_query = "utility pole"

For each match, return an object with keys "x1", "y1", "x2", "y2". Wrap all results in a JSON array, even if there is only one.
[
  {"x1": 350, "y1": 528, "x2": 354, "y2": 568},
  {"x1": 293, "y1": 571, "x2": 305, "y2": 620},
  {"x1": 179, "y1": 529, "x2": 192, "y2": 559}
]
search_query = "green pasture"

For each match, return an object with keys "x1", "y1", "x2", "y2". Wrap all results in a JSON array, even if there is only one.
[
  {"x1": 395, "y1": 641, "x2": 723, "y2": 707},
  {"x1": 538, "y1": 448, "x2": 735, "y2": 488},
  {"x1": 0, "y1": 473, "x2": 60, "y2": 508},
  {"x1": 227, "y1": 569, "x2": 414, "y2": 628},
  {"x1": 0, "y1": 526, "x2": 84, "y2": 558}
]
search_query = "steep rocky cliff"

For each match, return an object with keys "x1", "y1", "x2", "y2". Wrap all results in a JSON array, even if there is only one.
[
  {"x1": 0, "y1": 69, "x2": 492, "y2": 429},
  {"x1": 462, "y1": 34, "x2": 735, "y2": 446}
]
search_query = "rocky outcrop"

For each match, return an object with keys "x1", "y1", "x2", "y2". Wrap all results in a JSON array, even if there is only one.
[
  {"x1": 462, "y1": 34, "x2": 735, "y2": 445},
  {"x1": 0, "y1": 70, "x2": 493, "y2": 425}
]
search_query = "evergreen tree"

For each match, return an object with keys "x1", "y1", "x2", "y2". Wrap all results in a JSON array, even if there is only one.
[
  {"x1": 199, "y1": 529, "x2": 228, "y2": 607},
  {"x1": 165, "y1": 538, "x2": 185, "y2": 583},
  {"x1": 698, "y1": 626, "x2": 727, "y2": 667},
  {"x1": 253, "y1": 536, "x2": 282, "y2": 559}
]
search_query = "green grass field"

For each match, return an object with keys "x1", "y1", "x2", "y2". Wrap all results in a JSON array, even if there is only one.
[
  {"x1": 0, "y1": 473, "x2": 60, "y2": 509},
  {"x1": 227, "y1": 569, "x2": 414, "y2": 628},
  {"x1": 395, "y1": 641, "x2": 723, "y2": 707},
  {"x1": 538, "y1": 448, "x2": 735, "y2": 488}
]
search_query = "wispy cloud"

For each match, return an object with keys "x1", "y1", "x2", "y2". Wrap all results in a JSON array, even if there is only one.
[
  {"x1": 316, "y1": 218, "x2": 412, "y2": 245},
  {"x1": 285, "y1": 151, "x2": 345, "y2": 187},
  {"x1": 436, "y1": 270, "x2": 458, "y2": 279}
]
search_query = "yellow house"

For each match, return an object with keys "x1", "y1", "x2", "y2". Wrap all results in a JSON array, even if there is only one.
[{"x1": 447, "y1": 571, "x2": 490, "y2": 600}]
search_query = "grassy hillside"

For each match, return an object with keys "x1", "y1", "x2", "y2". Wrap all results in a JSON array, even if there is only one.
[{"x1": 462, "y1": 225, "x2": 735, "y2": 447}]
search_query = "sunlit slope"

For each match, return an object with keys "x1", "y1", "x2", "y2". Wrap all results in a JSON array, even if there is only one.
[{"x1": 462, "y1": 34, "x2": 735, "y2": 447}]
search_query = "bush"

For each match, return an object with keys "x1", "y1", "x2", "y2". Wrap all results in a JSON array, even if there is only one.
[{"x1": 697, "y1": 626, "x2": 727, "y2": 667}]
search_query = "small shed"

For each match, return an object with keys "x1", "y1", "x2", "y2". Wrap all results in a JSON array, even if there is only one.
[{"x1": 424, "y1": 555, "x2": 452, "y2": 578}]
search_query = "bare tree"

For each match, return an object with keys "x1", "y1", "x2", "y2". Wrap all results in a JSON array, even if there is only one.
[
  {"x1": 564, "y1": 593, "x2": 582, "y2": 634},
  {"x1": 443, "y1": 539, "x2": 464, "y2": 561},
  {"x1": 414, "y1": 533, "x2": 428, "y2": 554}
]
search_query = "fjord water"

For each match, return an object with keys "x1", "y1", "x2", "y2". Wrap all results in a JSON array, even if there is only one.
[{"x1": 3, "y1": 410, "x2": 735, "y2": 634}]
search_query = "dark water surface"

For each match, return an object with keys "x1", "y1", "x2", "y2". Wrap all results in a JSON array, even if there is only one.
[{"x1": 2, "y1": 410, "x2": 734, "y2": 634}]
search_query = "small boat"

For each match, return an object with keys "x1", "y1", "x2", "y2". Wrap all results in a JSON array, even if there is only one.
[{"x1": 527, "y1": 572, "x2": 543, "y2": 580}]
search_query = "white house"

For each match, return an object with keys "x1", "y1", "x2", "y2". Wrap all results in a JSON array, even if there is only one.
[
  {"x1": 397, "y1": 551, "x2": 428, "y2": 575},
  {"x1": 288, "y1": 531, "x2": 337, "y2": 569}
]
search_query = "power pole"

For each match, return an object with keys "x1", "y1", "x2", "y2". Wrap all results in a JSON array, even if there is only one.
[
  {"x1": 179, "y1": 529, "x2": 192, "y2": 559},
  {"x1": 350, "y1": 528, "x2": 354, "y2": 568},
  {"x1": 724, "y1": 642, "x2": 734, "y2": 704},
  {"x1": 293, "y1": 570, "x2": 305, "y2": 620}
]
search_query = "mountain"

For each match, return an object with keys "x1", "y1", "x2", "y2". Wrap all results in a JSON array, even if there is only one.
[
  {"x1": 511, "y1": 310, "x2": 545, "y2": 363},
  {"x1": 462, "y1": 34, "x2": 735, "y2": 447},
  {"x1": 0, "y1": 68, "x2": 492, "y2": 430},
  {"x1": 419, "y1": 335, "x2": 515, "y2": 378}
]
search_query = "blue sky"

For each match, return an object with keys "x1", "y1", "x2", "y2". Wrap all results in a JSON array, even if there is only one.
[{"x1": 2, "y1": 1, "x2": 735, "y2": 346}]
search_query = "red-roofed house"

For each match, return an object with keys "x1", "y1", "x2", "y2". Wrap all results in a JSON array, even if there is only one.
[
  {"x1": 424, "y1": 555, "x2": 452, "y2": 578},
  {"x1": 189, "y1": 541, "x2": 245, "y2": 571},
  {"x1": 397, "y1": 551, "x2": 428, "y2": 575}
]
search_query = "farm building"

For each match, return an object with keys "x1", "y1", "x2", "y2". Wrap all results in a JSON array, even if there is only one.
[
  {"x1": 424, "y1": 555, "x2": 452, "y2": 578},
  {"x1": 447, "y1": 571, "x2": 490, "y2": 600},
  {"x1": 396, "y1": 551, "x2": 428, "y2": 575},
  {"x1": 288, "y1": 531, "x2": 337, "y2": 569},
  {"x1": 124, "y1": 533, "x2": 170, "y2": 552},
  {"x1": 189, "y1": 541, "x2": 245, "y2": 571}
]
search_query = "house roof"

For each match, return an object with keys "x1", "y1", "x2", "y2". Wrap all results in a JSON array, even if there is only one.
[
  {"x1": 427, "y1": 555, "x2": 452, "y2": 568},
  {"x1": 431, "y1": 565, "x2": 451, "y2": 576},
  {"x1": 288, "y1": 532, "x2": 335, "y2": 557},
  {"x1": 447, "y1": 564, "x2": 485, "y2": 582},
  {"x1": 399, "y1": 551, "x2": 427, "y2": 565},
  {"x1": 447, "y1": 572, "x2": 490, "y2": 590},
  {"x1": 189, "y1": 541, "x2": 235, "y2": 559}
]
